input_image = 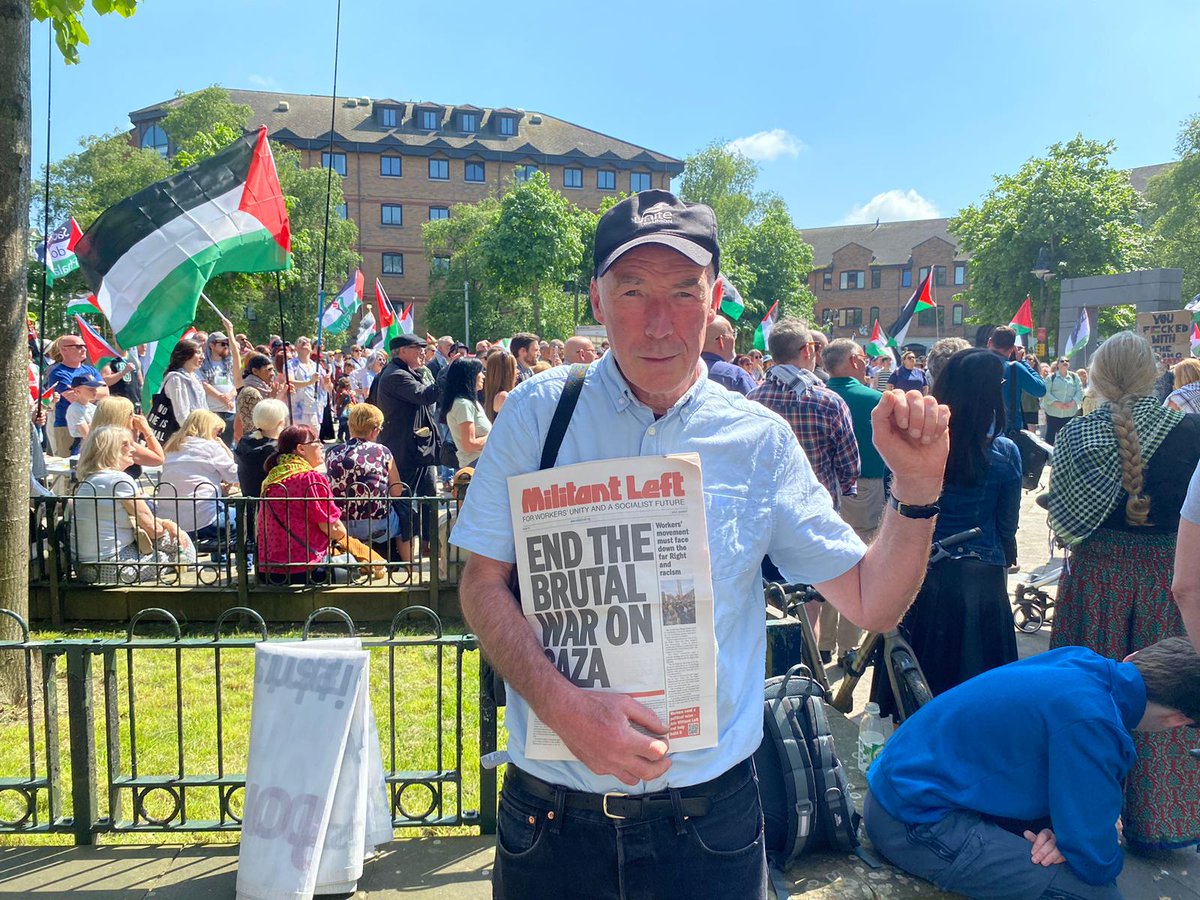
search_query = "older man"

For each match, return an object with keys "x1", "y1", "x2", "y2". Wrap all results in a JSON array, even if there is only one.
[
  {"x1": 701, "y1": 315, "x2": 757, "y2": 395},
  {"x1": 451, "y1": 190, "x2": 948, "y2": 899},
  {"x1": 562, "y1": 335, "x2": 598, "y2": 365}
]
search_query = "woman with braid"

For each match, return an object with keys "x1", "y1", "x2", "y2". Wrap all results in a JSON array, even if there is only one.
[{"x1": 1047, "y1": 330, "x2": 1200, "y2": 853}]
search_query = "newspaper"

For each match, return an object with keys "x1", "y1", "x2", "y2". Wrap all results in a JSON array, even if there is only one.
[{"x1": 507, "y1": 452, "x2": 718, "y2": 760}]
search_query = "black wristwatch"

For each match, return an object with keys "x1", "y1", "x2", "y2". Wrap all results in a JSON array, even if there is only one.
[{"x1": 887, "y1": 494, "x2": 940, "y2": 519}]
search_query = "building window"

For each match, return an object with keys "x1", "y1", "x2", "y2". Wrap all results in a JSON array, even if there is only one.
[
  {"x1": 335, "y1": 203, "x2": 348, "y2": 220},
  {"x1": 432, "y1": 255, "x2": 451, "y2": 275},
  {"x1": 465, "y1": 161, "x2": 485, "y2": 183},
  {"x1": 870, "y1": 306, "x2": 880, "y2": 323},
  {"x1": 870, "y1": 269, "x2": 881, "y2": 289},
  {"x1": 141, "y1": 124, "x2": 169, "y2": 158},
  {"x1": 917, "y1": 307, "x2": 945, "y2": 328},
  {"x1": 382, "y1": 253, "x2": 404, "y2": 276},
  {"x1": 429, "y1": 206, "x2": 450, "y2": 221},
  {"x1": 460, "y1": 112, "x2": 479, "y2": 132},
  {"x1": 597, "y1": 170, "x2": 616, "y2": 191},
  {"x1": 900, "y1": 269, "x2": 912, "y2": 288},
  {"x1": 839, "y1": 270, "x2": 866, "y2": 290},
  {"x1": 630, "y1": 172, "x2": 652, "y2": 192},
  {"x1": 321, "y1": 152, "x2": 347, "y2": 176},
  {"x1": 839, "y1": 308, "x2": 863, "y2": 328},
  {"x1": 821, "y1": 308, "x2": 835, "y2": 325},
  {"x1": 380, "y1": 156, "x2": 402, "y2": 177},
  {"x1": 428, "y1": 159, "x2": 449, "y2": 180},
  {"x1": 953, "y1": 304, "x2": 964, "y2": 326},
  {"x1": 934, "y1": 265, "x2": 947, "y2": 287},
  {"x1": 822, "y1": 272, "x2": 833, "y2": 290},
  {"x1": 498, "y1": 115, "x2": 516, "y2": 136},
  {"x1": 516, "y1": 164, "x2": 539, "y2": 182},
  {"x1": 564, "y1": 167, "x2": 583, "y2": 189},
  {"x1": 954, "y1": 263, "x2": 967, "y2": 286},
  {"x1": 919, "y1": 266, "x2": 930, "y2": 283},
  {"x1": 418, "y1": 109, "x2": 439, "y2": 130},
  {"x1": 378, "y1": 107, "x2": 397, "y2": 128},
  {"x1": 381, "y1": 204, "x2": 403, "y2": 226}
]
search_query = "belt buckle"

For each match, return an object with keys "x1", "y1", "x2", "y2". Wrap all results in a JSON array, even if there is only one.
[{"x1": 602, "y1": 791, "x2": 628, "y2": 819}]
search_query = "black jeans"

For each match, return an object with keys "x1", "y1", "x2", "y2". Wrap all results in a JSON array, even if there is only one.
[{"x1": 493, "y1": 762, "x2": 767, "y2": 900}]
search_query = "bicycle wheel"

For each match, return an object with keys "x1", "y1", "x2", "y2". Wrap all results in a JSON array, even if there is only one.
[
  {"x1": 1013, "y1": 603, "x2": 1044, "y2": 634},
  {"x1": 889, "y1": 648, "x2": 932, "y2": 720}
]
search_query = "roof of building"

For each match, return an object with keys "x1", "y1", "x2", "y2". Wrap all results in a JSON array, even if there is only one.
[
  {"x1": 1127, "y1": 162, "x2": 1175, "y2": 194},
  {"x1": 800, "y1": 218, "x2": 966, "y2": 267},
  {"x1": 129, "y1": 89, "x2": 684, "y2": 172}
]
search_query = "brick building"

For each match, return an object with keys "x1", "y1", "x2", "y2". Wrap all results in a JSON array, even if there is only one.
[
  {"x1": 128, "y1": 89, "x2": 683, "y2": 325},
  {"x1": 799, "y1": 219, "x2": 974, "y2": 353}
]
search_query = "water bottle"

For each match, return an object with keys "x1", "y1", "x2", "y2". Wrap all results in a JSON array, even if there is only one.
[{"x1": 857, "y1": 702, "x2": 886, "y2": 774}]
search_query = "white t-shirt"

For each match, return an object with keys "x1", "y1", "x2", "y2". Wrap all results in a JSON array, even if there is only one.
[
  {"x1": 1183, "y1": 459, "x2": 1200, "y2": 525},
  {"x1": 71, "y1": 470, "x2": 140, "y2": 562},
  {"x1": 446, "y1": 396, "x2": 490, "y2": 468},
  {"x1": 202, "y1": 360, "x2": 235, "y2": 413},
  {"x1": 66, "y1": 401, "x2": 95, "y2": 437},
  {"x1": 159, "y1": 437, "x2": 239, "y2": 532}
]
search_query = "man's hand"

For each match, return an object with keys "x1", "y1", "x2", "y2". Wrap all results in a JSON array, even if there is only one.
[
  {"x1": 546, "y1": 691, "x2": 671, "y2": 786},
  {"x1": 871, "y1": 389, "x2": 950, "y2": 503},
  {"x1": 1024, "y1": 828, "x2": 1066, "y2": 866}
]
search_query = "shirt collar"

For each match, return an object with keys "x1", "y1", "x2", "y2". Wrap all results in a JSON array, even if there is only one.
[{"x1": 594, "y1": 351, "x2": 706, "y2": 426}]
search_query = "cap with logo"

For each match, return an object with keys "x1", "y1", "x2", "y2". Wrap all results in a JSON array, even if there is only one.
[
  {"x1": 594, "y1": 189, "x2": 720, "y2": 278},
  {"x1": 390, "y1": 334, "x2": 427, "y2": 351}
]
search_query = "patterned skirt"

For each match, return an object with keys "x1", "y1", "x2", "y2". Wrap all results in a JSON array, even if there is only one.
[{"x1": 1050, "y1": 527, "x2": 1199, "y2": 851}]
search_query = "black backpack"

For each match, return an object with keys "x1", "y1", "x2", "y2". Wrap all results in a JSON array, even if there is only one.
[{"x1": 753, "y1": 664, "x2": 861, "y2": 866}]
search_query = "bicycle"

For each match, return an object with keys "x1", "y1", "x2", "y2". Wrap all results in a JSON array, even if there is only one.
[
  {"x1": 764, "y1": 581, "x2": 831, "y2": 694},
  {"x1": 1012, "y1": 493, "x2": 1064, "y2": 634},
  {"x1": 828, "y1": 527, "x2": 984, "y2": 722}
]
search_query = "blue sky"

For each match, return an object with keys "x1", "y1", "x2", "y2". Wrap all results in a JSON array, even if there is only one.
[{"x1": 30, "y1": 0, "x2": 1200, "y2": 228}]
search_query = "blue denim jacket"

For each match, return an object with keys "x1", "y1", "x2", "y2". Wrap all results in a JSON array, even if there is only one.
[{"x1": 933, "y1": 436, "x2": 1022, "y2": 567}]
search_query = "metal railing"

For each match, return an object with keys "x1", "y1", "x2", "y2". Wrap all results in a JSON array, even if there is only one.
[
  {"x1": 0, "y1": 606, "x2": 498, "y2": 844},
  {"x1": 29, "y1": 490, "x2": 467, "y2": 622}
]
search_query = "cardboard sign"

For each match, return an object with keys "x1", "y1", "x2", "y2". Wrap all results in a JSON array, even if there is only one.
[{"x1": 1137, "y1": 310, "x2": 1192, "y2": 362}]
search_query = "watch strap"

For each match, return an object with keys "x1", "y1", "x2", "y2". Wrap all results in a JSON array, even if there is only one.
[{"x1": 888, "y1": 494, "x2": 940, "y2": 519}]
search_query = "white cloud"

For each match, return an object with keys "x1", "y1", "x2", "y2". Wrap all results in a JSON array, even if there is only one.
[
  {"x1": 246, "y1": 74, "x2": 277, "y2": 89},
  {"x1": 725, "y1": 129, "x2": 805, "y2": 162},
  {"x1": 839, "y1": 189, "x2": 941, "y2": 225}
]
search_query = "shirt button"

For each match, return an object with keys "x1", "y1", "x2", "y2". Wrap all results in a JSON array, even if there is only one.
[{"x1": 648, "y1": 426, "x2": 656, "y2": 436}]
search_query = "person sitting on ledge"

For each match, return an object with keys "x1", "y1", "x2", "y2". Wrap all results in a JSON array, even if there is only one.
[{"x1": 865, "y1": 637, "x2": 1200, "y2": 899}]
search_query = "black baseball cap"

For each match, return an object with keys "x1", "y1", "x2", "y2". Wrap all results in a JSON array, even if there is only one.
[
  {"x1": 594, "y1": 189, "x2": 719, "y2": 278},
  {"x1": 390, "y1": 334, "x2": 426, "y2": 351}
]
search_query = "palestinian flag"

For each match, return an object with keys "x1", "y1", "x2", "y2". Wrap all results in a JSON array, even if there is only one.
[
  {"x1": 74, "y1": 126, "x2": 291, "y2": 348},
  {"x1": 140, "y1": 325, "x2": 193, "y2": 408},
  {"x1": 753, "y1": 300, "x2": 778, "y2": 352},
  {"x1": 321, "y1": 269, "x2": 364, "y2": 335},
  {"x1": 865, "y1": 320, "x2": 891, "y2": 358},
  {"x1": 375, "y1": 279, "x2": 401, "y2": 349},
  {"x1": 355, "y1": 310, "x2": 377, "y2": 348},
  {"x1": 1009, "y1": 296, "x2": 1034, "y2": 335},
  {"x1": 37, "y1": 218, "x2": 83, "y2": 284},
  {"x1": 1192, "y1": 322, "x2": 1200, "y2": 358},
  {"x1": 885, "y1": 269, "x2": 933, "y2": 360},
  {"x1": 75, "y1": 314, "x2": 121, "y2": 368},
  {"x1": 1063, "y1": 308, "x2": 1091, "y2": 359},
  {"x1": 715, "y1": 274, "x2": 744, "y2": 321},
  {"x1": 398, "y1": 301, "x2": 415, "y2": 335},
  {"x1": 66, "y1": 293, "x2": 104, "y2": 317}
]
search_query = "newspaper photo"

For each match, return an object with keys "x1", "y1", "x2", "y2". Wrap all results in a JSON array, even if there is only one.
[{"x1": 507, "y1": 452, "x2": 718, "y2": 760}]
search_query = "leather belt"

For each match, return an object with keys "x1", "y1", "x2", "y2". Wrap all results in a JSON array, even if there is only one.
[{"x1": 504, "y1": 758, "x2": 752, "y2": 821}]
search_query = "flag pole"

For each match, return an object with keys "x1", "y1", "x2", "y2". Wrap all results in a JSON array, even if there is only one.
[
  {"x1": 200, "y1": 292, "x2": 225, "y2": 322},
  {"x1": 275, "y1": 271, "x2": 293, "y2": 425},
  {"x1": 314, "y1": 0, "x2": 344, "y2": 359},
  {"x1": 36, "y1": 23, "x2": 53, "y2": 395}
]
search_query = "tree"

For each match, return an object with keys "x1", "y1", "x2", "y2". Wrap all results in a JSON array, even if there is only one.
[
  {"x1": 679, "y1": 143, "x2": 815, "y2": 347},
  {"x1": 3, "y1": 1, "x2": 141, "y2": 696},
  {"x1": 161, "y1": 86, "x2": 252, "y2": 167},
  {"x1": 950, "y1": 135, "x2": 1154, "y2": 339},
  {"x1": 1145, "y1": 112, "x2": 1200, "y2": 304}
]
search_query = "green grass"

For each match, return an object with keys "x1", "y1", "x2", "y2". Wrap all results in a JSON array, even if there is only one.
[{"x1": 0, "y1": 623, "x2": 506, "y2": 845}]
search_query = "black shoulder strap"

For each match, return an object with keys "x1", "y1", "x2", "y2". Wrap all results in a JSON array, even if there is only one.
[{"x1": 539, "y1": 364, "x2": 588, "y2": 471}]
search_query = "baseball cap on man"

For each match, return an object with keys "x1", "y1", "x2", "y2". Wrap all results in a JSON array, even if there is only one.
[
  {"x1": 70, "y1": 374, "x2": 104, "y2": 390},
  {"x1": 390, "y1": 334, "x2": 426, "y2": 351},
  {"x1": 594, "y1": 189, "x2": 720, "y2": 278}
]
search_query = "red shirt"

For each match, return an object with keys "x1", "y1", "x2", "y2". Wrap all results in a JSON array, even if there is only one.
[{"x1": 257, "y1": 469, "x2": 342, "y2": 572}]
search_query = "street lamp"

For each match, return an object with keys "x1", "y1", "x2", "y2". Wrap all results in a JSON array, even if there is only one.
[{"x1": 1031, "y1": 246, "x2": 1054, "y2": 353}]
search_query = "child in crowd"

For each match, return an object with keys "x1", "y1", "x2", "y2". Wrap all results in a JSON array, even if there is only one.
[
  {"x1": 65, "y1": 373, "x2": 103, "y2": 455},
  {"x1": 334, "y1": 376, "x2": 354, "y2": 442}
]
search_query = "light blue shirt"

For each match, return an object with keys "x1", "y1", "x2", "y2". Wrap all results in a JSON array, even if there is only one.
[
  {"x1": 1183, "y1": 458, "x2": 1200, "y2": 525},
  {"x1": 451, "y1": 352, "x2": 866, "y2": 793}
]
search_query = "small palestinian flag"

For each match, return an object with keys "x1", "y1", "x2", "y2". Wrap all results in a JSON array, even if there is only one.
[
  {"x1": 355, "y1": 310, "x2": 377, "y2": 349},
  {"x1": 1063, "y1": 308, "x2": 1091, "y2": 359},
  {"x1": 375, "y1": 279, "x2": 401, "y2": 349},
  {"x1": 321, "y1": 269, "x2": 364, "y2": 335},
  {"x1": 74, "y1": 314, "x2": 121, "y2": 368},
  {"x1": 1192, "y1": 322, "x2": 1200, "y2": 358},
  {"x1": 398, "y1": 301, "x2": 415, "y2": 335},
  {"x1": 74, "y1": 126, "x2": 291, "y2": 348},
  {"x1": 37, "y1": 218, "x2": 83, "y2": 284},
  {"x1": 885, "y1": 268, "x2": 934, "y2": 359},
  {"x1": 66, "y1": 293, "x2": 104, "y2": 317},
  {"x1": 753, "y1": 300, "x2": 778, "y2": 352},
  {"x1": 716, "y1": 274, "x2": 744, "y2": 321},
  {"x1": 913, "y1": 270, "x2": 936, "y2": 312},
  {"x1": 865, "y1": 320, "x2": 891, "y2": 358},
  {"x1": 1009, "y1": 296, "x2": 1034, "y2": 335}
]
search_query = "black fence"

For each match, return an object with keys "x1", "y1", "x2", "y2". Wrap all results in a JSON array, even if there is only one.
[
  {"x1": 29, "y1": 490, "x2": 467, "y2": 623},
  {"x1": 0, "y1": 606, "x2": 499, "y2": 844}
]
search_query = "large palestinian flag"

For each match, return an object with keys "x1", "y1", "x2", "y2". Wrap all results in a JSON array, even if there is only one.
[
  {"x1": 74, "y1": 126, "x2": 291, "y2": 348},
  {"x1": 885, "y1": 269, "x2": 934, "y2": 362}
]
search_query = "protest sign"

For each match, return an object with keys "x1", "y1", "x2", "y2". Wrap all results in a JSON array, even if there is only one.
[
  {"x1": 1137, "y1": 309, "x2": 1193, "y2": 363},
  {"x1": 507, "y1": 453, "x2": 718, "y2": 760}
]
